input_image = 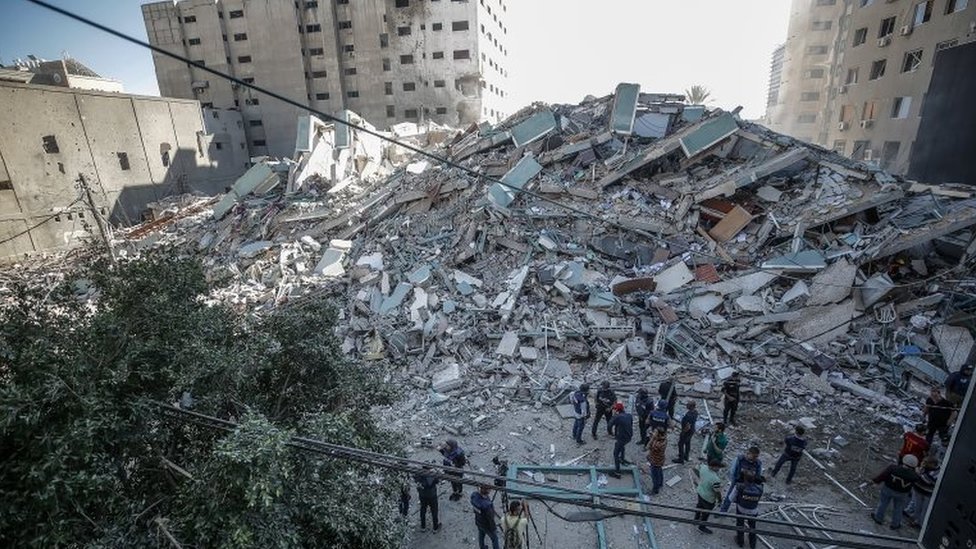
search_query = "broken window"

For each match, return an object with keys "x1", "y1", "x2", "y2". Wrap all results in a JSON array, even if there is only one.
[
  {"x1": 339, "y1": 20, "x2": 352, "y2": 29},
  {"x1": 800, "y1": 91, "x2": 821, "y2": 101},
  {"x1": 806, "y1": 45, "x2": 828, "y2": 55},
  {"x1": 810, "y1": 20, "x2": 833, "y2": 30},
  {"x1": 453, "y1": 49, "x2": 470, "y2": 60},
  {"x1": 188, "y1": 37, "x2": 201, "y2": 45},
  {"x1": 404, "y1": 108, "x2": 419, "y2": 119},
  {"x1": 306, "y1": 24, "x2": 321, "y2": 32},
  {"x1": 879, "y1": 17, "x2": 896, "y2": 37},
  {"x1": 846, "y1": 67, "x2": 859, "y2": 84},
  {"x1": 344, "y1": 67, "x2": 357, "y2": 75},
  {"x1": 343, "y1": 44, "x2": 354, "y2": 52},
  {"x1": 237, "y1": 55, "x2": 252, "y2": 63},
  {"x1": 304, "y1": 0, "x2": 318, "y2": 7},
  {"x1": 347, "y1": 90, "x2": 359, "y2": 98},
  {"x1": 853, "y1": 27, "x2": 867, "y2": 46},
  {"x1": 382, "y1": 58, "x2": 391, "y2": 71},
  {"x1": 245, "y1": 97, "x2": 259, "y2": 105},
  {"x1": 336, "y1": 0, "x2": 348, "y2": 3},
  {"x1": 862, "y1": 100, "x2": 879, "y2": 120},
  {"x1": 869, "y1": 59, "x2": 886, "y2": 80},
  {"x1": 436, "y1": 106, "x2": 448, "y2": 115},
  {"x1": 859, "y1": 0, "x2": 874, "y2": 6},
  {"x1": 832, "y1": 140, "x2": 846, "y2": 153},
  {"x1": 403, "y1": 82, "x2": 416, "y2": 91},
  {"x1": 902, "y1": 49, "x2": 923, "y2": 72},
  {"x1": 308, "y1": 47, "x2": 324, "y2": 56},
  {"x1": 432, "y1": 22, "x2": 442, "y2": 31},
  {"x1": 253, "y1": 139, "x2": 266, "y2": 147},
  {"x1": 315, "y1": 92, "x2": 329, "y2": 100},
  {"x1": 182, "y1": 15, "x2": 197, "y2": 23},
  {"x1": 384, "y1": 82, "x2": 393, "y2": 95},
  {"x1": 946, "y1": 0, "x2": 969, "y2": 13},
  {"x1": 117, "y1": 152, "x2": 130, "y2": 171},
  {"x1": 214, "y1": 142, "x2": 223, "y2": 150},
  {"x1": 0, "y1": 180, "x2": 13, "y2": 191},
  {"x1": 851, "y1": 140, "x2": 870, "y2": 160},
  {"x1": 311, "y1": 70, "x2": 327, "y2": 78},
  {"x1": 249, "y1": 119, "x2": 263, "y2": 127},
  {"x1": 796, "y1": 113, "x2": 817, "y2": 124},
  {"x1": 400, "y1": 54, "x2": 414, "y2": 64},
  {"x1": 434, "y1": 79, "x2": 445, "y2": 87},
  {"x1": 191, "y1": 59, "x2": 205, "y2": 66},
  {"x1": 452, "y1": 20, "x2": 469, "y2": 31},
  {"x1": 880, "y1": 141, "x2": 901, "y2": 170},
  {"x1": 432, "y1": 51, "x2": 444, "y2": 59},
  {"x1": 936, "y1": 38, "x2": 959, "y2": 53},
  {"x1": 229, "y1": 10, "x2": 243, "y2": 18},
  {"x1": 234, "y1": 33, "x2": 247, "y2": 41},
  {"x1": 913, "y1": 0, "x2": 934, "y2": 25},
  {"x1": 386, "y1": 105, "x2": 395, "y2": 117},
  {"x1": 160, "y1": 143, "x2": 171, "y2": 166},
  {"x1": 395, "y1": 0, "x2": 409, "y2": 6},
  {"x1": 42, "y1": 135, "x2": 59, "y2": 154},
  {"x1": 891, "y1": 96, "x2": 912, "y2": 118},
  {"x1": 397, "y1": 26, "x2": 411, "y2": 36},
  {"x1": 804, "y1": 68, "x2": 825, "y2": 79},
  {"x1": 379, "y1": 33, "x2": 388, "y2": 47}
]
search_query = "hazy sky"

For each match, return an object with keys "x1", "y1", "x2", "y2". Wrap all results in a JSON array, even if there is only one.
[{"x1": 0, "y1": 0, "x2": 790, "y2": 119}]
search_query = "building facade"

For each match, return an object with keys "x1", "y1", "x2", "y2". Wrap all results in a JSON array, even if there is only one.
[
  {"x1": 142, "y1": 0, "x2": 512, "y2": 158},
  {"x1": 766, "y1": 0, "x2": 975, "y2": 174},
  {"x1": 0, "y1": 78, "x2": 246, "y2": 261}
]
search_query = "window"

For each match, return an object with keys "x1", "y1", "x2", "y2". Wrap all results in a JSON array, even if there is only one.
[
  {"x1": 846, "y1": 67, "x2": 859, "y2": 84},
  {"x1": 404, "y1": 108, "x2": 419, "y2": 119},
  {"x1": 398, "y1": 26, "x2": 411, "y2": 36},
  {"x1": 245, "y1": 97, "x2": 260, "y2": 105},
  {"x1": 311, "y1": 70, "x2": 327, "y2": 78},
  {"x1": 452, "y1": 20, "x2": 470, "y2": 31},
  {"x1": 380, "y1": 33, "x2": 389, "y2": 47},
  {"x1": 880, "y1": 141, "x2": 901, "y2": 169},
  {"x1": 935, "y1": 38, "x2": 959, "y2": 53},
  {"x1": 431, "y1": 51, "x2": 444, "y2": 60},
  {"x1": 238, "y1": 55, "x2": 252, "y2": 63},
  {"x1": 804, "y1": 68, "x2": 825, "y2": 78},
  {"x1": 947, "y1": 0, "x2": 969, "y2": 13},
  {"x1": 453, "y1": 49, "x2": 470, "y2": 59},
  {"x1": 161, "y1": 151, "x2": 170, "y2": 167},
  {"x1": 811, "y1": 20, "x2": 833, "y2": 30},
  {"x1": 344, "y1": 67, "x2": 357, "y2": 75},
  {"x1": 338, "y1": 20, "x2": 352, "y2": 29},
  {"x1": 400, "y1": 54, "x2": 414, "y2": 64},
  {"x1": 253, "y1": 139, "x2": 266, "y2": 147},
  {"x1": 839, "y1": 104, "x2": 855, "y2": 122},
  {"x1": 191, "y1": 59, "x2": 205, "y2": 66},
  {"x1": 188, "y1": 38, "x2": 202, "y2": 45},
  {"x1": 384, "y1": 82, "x2": 393, "y2": 95},
  {"x1": 386, "y1": 105, "x2": 395, "y2": 117},
  {"x1": 797, "y1": 113, "x2": 817, "y2": 123},
  {"x1": 902, "y1": 49, "x2": 923, "y2": 72},
  {"x1": 403, "y1": 82, "x2": 416, "y2": 91},
  {"x1": 309, "y1": 47, "x2": 324, "y2": 55},
  {"x1": 432, "y1": 22, "x2": 443, "y2": 31},
  {"x1": 315, "y1": 92, "x2": 330, "y2": 100},
  {"x1": 249, "y1": 119, "x2": 263, "y2": 127},
  {"x1": 816, "y1": 0, "x2": 836, "y2": 4},
  {"x1": 801, "y1": 91, "x2": 821, "y2": 101},
  {"x1": 234, "y1": 33, "x2": 247, "y2": 41},
  {"x1": 307, "y1": 23, "x2": 322, "y2": 32},
  {"x1": 869, "y1": 59, "x2": 886, "y2": 80},
  {"x1": 436, "y1": 107, "x2": 448, "y2": 115},
  {"x1": 242, "y1": 77, "x2": 254, "y2": 84},
  {"x1": 382, "y1": 58, "x2": 391, "y2": 71},
  {"x1": 853, "y1": 27, "x2": 868, "y2": 46},
  {"x1": 434, "y1": 79, "x2": 445, "y2": 87},
  {"x1": 879, "y1": 16, "x2": 896, "y2": 37},
  {"x1": 42, "y1": 136, "x2": 59, "y2": 154},
  {"x1": 832, "y1": 140, "x2": 846, "y2": 154},
  {"x1": 305, "y1": 0, "x2": 318, "y2": 7},
  {"x1": 891, "y1": 96, "x2": 912, "y2": 118},
  {"x1": 337, "y1": 0, "x2": 348, "y2": 3},
  {"x1": 852, "y1": 140, "x2": 870, "y2": 160},
  {"x1": 806, "y1": 45, "x2": 828, "y2": 55},
  {"x1": 343, "y1": 44, "x2": 354, "y2": 52},
  {"x1": 862, "y1": 100, "x2": 879, "y2": 120},
  {"x1": 859, "y1": 0, "x2": 874, "y2": 6},
  {"x1": 229, "y1": 10, "x2": 243, "y2": 18},
  {"x1": 396, "y1": 0, "x2": 409, "y2": 6},
  {"x1": 117, "y1": 152, "x2": 130, "y2": 171},
  {"x1": 183, "y1": 15, "x2": 197, "y2": 23},
  {"x1": 913, "y1": 0, "x2": 934, "y2": 25}
]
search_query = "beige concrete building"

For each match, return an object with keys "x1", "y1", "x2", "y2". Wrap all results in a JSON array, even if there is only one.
[
  {"x1": 0, "y1": 76, "x2": 246, "y2": 261},
  {"x1": 142, "y1": 0, "x2": 512, "y2": 158},
  {"x1": 766, "y1": 0, "x2": 975, "y2": 173}
]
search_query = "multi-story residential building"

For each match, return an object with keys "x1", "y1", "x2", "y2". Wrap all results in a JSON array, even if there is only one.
[
  {"x1": 766, "y1": 0, "x2": 975, "y2": 174},
  {"x1": 142, "y1": 0, "x2": 512, "y2": 158},
  {"x1": 765, "y1": 43, "x2": 786, "y2": 114}
]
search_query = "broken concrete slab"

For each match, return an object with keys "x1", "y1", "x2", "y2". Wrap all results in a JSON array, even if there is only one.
[
  {"x1": 708, "y1": 271, "x2": 778, "y2": 296},
  {"x1": 708, "y1": 205, "x2": 753, "y2": 242},
  {"x1": 762, "y1": 250, "x2": 826, "y2": 272},
  {"x1": 380, "y1": 282, "x2": 413, "y2": 315},
  {"x1": 856, "y1": 272, "x2": 894, "y2": 309},
  {"x1": 782, "y1": 281, "x2": 810, "y2": 304},
  {"x1": 783, "y1": 300, "x2": 857, "y2": 345},
  {"x1": 213, "y1": 162, "x2": 280, "y2": 219},
  {"x1": 431, "y1": 363, "x2": 463, "y2": 393},
  {"x1": 487, "y1": 155, "x2": 544, "y2": 209},
  {"x1": 807, "y1": 258, "x2": 857, "y2": 306},
  {"x1": 679, "y1": 111, "x2": 739, "y2": 158},
  {"x1": 932, "y1": 325, "x2": 975, "y2": 371},
  {"x1": 510, "y1": 110, "x2": 558, "y2": 148},
  {"x1": 653, "y1": 262, "x2": 694, "y2": 295},
  {"x1": 496, "y1": 330, "x2": 519, "y2": 357},
  {"x1": 238, "y1": 240, "x2": 274, "y2": 258}
]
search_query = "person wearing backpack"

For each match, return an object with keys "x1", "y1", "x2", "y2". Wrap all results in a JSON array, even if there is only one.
[{"x1": 501, "y1": 500, "x2": 530, "y2": 549}]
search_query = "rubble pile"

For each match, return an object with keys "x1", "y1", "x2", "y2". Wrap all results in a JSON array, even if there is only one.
[{"x1": 109, "y1": 84, "x2": 976, "y2": 442}]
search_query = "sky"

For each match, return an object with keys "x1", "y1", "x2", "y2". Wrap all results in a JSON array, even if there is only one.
[{"x1": 0, "y1": 0, "x2": 791, "y2": 120}]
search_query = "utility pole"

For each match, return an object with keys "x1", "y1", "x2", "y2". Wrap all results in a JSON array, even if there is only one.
[{"x1": 76, "y1": 173, "x2": 115, "y2": 264}]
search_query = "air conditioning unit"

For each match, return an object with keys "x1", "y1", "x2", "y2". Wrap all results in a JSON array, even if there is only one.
[
  {"x1": 838, "y1": 122, "x2": 849, "y2": 131},
  {"x1": 878, "y1": 36, "x2": 892, "y2": 47},
  {"x1": 839, "y1": 85, "x2": 848, "y2": 95},
  {"x1": 864, "y1": 149, "x2": 875, "y2": 161},
  {"x1": 860, "y1": 120, "x2": 874, "y2": 129},
  {"x1": 900, "y1": 25, "x2": 913, "y2": 36}
]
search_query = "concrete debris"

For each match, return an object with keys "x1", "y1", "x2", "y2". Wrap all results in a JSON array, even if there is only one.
[{"x1": 76, "y1": 81, "x2": 975, "y2": 437}]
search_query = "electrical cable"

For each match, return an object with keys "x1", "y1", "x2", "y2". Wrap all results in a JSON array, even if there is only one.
[
  {"x1": 0, "y1": 197, "x2": 85, "y2": 247},
  {"x1": 146, "y1": 400, "x2": 916, "y2": 548},
  {"x1": 21, "y1": 0, "x2": 966, "y2": 292}
]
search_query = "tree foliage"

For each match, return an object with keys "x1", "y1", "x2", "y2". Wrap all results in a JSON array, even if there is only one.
[
  {"x1": 0, "y1": 253, "x2": 404, "y2": 548},
  {"x1": 684, "y1": 84, "x2": 713, "y2": 105}
]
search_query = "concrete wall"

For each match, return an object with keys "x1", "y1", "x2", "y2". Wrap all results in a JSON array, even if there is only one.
[{"x1": 0, "y1": 81, "x2": 242, "y2": 261}]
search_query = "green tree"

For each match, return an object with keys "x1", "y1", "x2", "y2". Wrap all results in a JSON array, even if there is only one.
[
  {"x1": 684, "y1": 85, "x2": 713, "y2": 105},
  {"x1": 0, "y1": 252, "x2": 403, "y2": 548}
]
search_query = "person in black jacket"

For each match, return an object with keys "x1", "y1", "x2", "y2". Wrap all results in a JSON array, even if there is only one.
[
  {"x1": 871, "y1": 454, "x2": 922, "y2": 530},
  {"x1": 591, "y1": 381, "x2": 616, "y2": 439},
  {"x1": 635, "y1": 388, "x2": 653, "y2": 445},
  {"x1": 439, "y1": 439, "x2": 467, "y2": 501},
  {"x1": 414, "y1": 464, "x2": 441, "y2": 531},
  {"x1": 771, "y1": 426, "x2": 807, "y2": 484},
  {"x1": 658, "y1": 377, "x2": 678, "y2": 419}
]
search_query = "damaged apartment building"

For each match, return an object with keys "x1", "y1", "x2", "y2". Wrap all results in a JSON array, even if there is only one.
[
  {"x1": 141, "y1": 0, "x2": 513, "y2": 158},
  {"x1": 0, "y1": 56, "x2": 248, "y2": 261}
]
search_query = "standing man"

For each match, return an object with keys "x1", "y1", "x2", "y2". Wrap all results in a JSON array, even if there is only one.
[
  {"x1": 944, "y1": 364, "x2": 972, "y2": 408},
  {"x1": 471, "y1": 485, "x2": 500, "y2": 549},
  {"x1": 728, "y1": 469, "x2": 764, "y2": 548},
  {"x1": 646, "y1": 428, "x2": 667, "y2": 494},
  {"x1": 693, "y1": 458, "x2": 723, "y2": 534},
  {"x1": 907, "y1": 456, "x2": 939, "y2": 527},
  {"x1": 439, "y1": 439, "x2": 467, "y2": 501},
  {"x1": 591, "y1": 381, "x2": 616, "y2": 440},
  {"x1": 414, "y1": 464, "x2": 441, "y2": 531},
  {"x1": 898, "y1": 424, "x2": 929, "y2": 463},
  {"x1": 658, "y1": 377, "x2": 678, "y2": 419},
  {"x1": 648, "y1": 400, "x2": 671, "y2": 434},
  {"x1": 674, "y1": 401, "x2": 699, "y2": 464},
  {"x1": 570, "y1": 384, "x2": 590, "y2": 446},
  {"x1": 771, "y1": 426, "x2": 807, "y2": 484},
  {"x1": 399, "y1": 479, "x2": 411, "y2": 519},
  {"x1": 722, "y1": 372, "x2": 742, "y2": 426},
  {"x1": 721, "y1": 446, "x2": 763, "y2": 512},
  {"x1": 501, "y1": 500, "x2": 530, "y2": 549},
  {"x1": 635, "y1": 388, "x2": 653, "y2": 446},
  {"x1": 871, "y1": 454, "x2": 921, "y2": 530},
  {"x1": 704, "y1": 422, "x2": 729, "y2": 464},
  {"x1": 924, "y1": 387, "x2": 955, "y2": 445},
  {"x1": 608, "y1": 402, "x2": 633, "y2": 479}
]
